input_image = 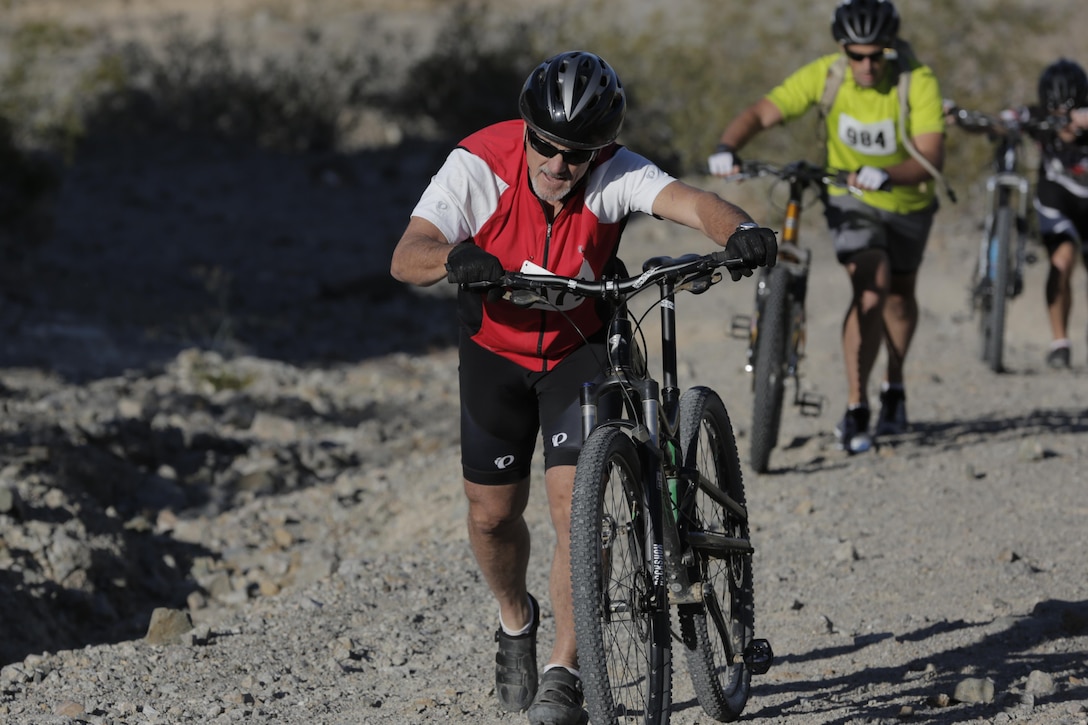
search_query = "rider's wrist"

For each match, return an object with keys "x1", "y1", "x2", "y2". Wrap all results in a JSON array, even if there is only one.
[
  {"x1": 735, "y1": 221, "x2": 759, "y2": 231},
  {"x1": 714, "y1": 143, "x2": 735, "y2": 154}
]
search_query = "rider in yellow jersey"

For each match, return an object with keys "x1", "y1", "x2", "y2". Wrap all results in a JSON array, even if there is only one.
[
  {"x1": 766, "y1": 54, "x2": 944, "y2": 215},
  {"x1": 708, "y1": 0, "x2": 946, "y2": 453}
]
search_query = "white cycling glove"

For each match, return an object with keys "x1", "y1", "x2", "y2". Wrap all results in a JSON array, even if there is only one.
[
  {"x1": 855, "y1": 166, "x2": 890, "y2": 191},
  {"x1": 1070, "y1": 107, "x2": 1088, "y2": 130},
  {"x1": 707, "y1": 145, "x2": 737, "y2": 176}
]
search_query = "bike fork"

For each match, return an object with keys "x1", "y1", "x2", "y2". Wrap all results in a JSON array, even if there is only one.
[{"x1": 981, "y1": 173, "x2": 1030, "y2": 289}]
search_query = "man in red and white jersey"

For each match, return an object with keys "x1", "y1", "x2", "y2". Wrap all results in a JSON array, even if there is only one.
[{"x1": 391, "y1": 50, "x2": 776, "y2": 725}]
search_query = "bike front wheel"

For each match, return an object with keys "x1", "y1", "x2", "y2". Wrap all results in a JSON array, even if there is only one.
[
  {"x1": 571, "y1": 425, "x2": 672, "y2": 725},
  {"x1": 979, "y1": 205, "x2": 1012, "y2": 372},
  {"x1": 677, "y1": 387, "x2": 755, "y2": 722},
  {"x1": 750, "y1": 265, "x2": 790, "y2": 473}
]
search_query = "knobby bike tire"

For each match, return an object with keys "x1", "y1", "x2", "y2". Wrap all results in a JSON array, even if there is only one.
[
  {"x1": 677, "y1": 387, "x2": 754, "y2": 722},
  {"x1": 570, "y1": 425, "x2": 672, "y2": 725},
  {"x1": 981, "y1": 206, "x2": 1012, "y2": 372},
  {"x1": 749, "y1": 266, "x2": 790, "y2": 473}
]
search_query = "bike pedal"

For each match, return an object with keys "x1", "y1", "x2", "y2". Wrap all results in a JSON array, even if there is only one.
[
  {"x1": 729, "y1": 314, "x2": 751, "y2": 339},
  {"x1": 743, "y1": 638, "x2": 774, "y2": 675},
  {"x1": 798, "y1": 392, "x2": 824, "y2": 417}
]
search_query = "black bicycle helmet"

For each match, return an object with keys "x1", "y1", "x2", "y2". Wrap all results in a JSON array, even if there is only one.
[
  {"x1": 1038, "y1": 58, "x2": 1088, "y2": 112},
  {"x1": 518, "y1": 51, "x2": 626, "y2": 150},
  {"x1": 831, "y1": 0, "x2": 900, "y2": 46}
]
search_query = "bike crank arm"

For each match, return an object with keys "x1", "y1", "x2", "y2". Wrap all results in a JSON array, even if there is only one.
[{"x1": 701, "y1": 583, "x2": 775, "y2": 676}]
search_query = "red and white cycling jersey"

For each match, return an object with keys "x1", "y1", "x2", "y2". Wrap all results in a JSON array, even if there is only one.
[{"x1": 411, "y1": 119, "x2": 674, "y2": 371}]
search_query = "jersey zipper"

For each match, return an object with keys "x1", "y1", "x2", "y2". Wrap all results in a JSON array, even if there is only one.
[{"x1": 535, "y1": 218, "x2": 554, "y2": 370}]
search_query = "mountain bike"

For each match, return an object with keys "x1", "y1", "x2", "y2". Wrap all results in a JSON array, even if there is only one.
[
  {"x1": 946, "y1": 104, "x2": 1059, "y2": 372},
  {"x1": 724, "y1": 160, "x2": 831, "y2": 473},
  {"x1": 469, "y1": 250, "x2": 774, "y2": 724}
]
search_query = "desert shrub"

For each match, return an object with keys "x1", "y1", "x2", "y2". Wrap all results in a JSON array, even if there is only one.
[
  {"x1": 511, "y1": 0, "x2": 1064, "y2": 184},
  {"x1": 0, "y1": 19, "x2": 97, "y2": 152},
  {"x1": 384, "y1": 2, "x2": 539, "y2": 140},
  {"x1": 0, "y1": 0, "x2": 1075, "y2": 179},
  {"x1": 79, "y1": 23, "x2": 378, "y2": 152}
]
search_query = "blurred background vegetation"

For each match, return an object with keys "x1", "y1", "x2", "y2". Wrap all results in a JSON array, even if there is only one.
[{"x1": 0, "y1": 0, "x2": 1084, "y2": 224}]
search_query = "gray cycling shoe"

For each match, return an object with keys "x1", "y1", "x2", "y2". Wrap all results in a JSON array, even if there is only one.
[
  {"x1": 494, "y1": 594, "x2": 539, "y2": 711},
  {"x1": 527, "y1": 667, "x2": 588, "y2": 725}
]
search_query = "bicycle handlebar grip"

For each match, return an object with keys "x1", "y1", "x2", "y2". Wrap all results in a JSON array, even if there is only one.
[{"x1": 709, "y1": 249, "x2": 744, "y2": 270}]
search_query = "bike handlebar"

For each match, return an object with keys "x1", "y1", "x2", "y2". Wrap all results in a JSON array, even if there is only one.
[
  {"x1": 726, "y1": 159, "x2": 847, "y2": 188},
  {"x1": 463, "y1": 251, "x2": 747, "y2": 307},
  {"x1": 723, "y1": 158, "x2": 865, "y2": 199},
  {"x1": 945, "y1": 104, "x2": 1065, "y2": 136}
]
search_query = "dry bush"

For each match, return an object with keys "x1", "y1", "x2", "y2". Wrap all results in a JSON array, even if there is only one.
[{"x1": 0, "y1": 0, "x2": 1082, "y2": 181}]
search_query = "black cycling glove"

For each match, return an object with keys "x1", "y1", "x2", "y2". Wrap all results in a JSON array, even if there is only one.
[
  {"x1": 445, "y1": 243, "x2": 504, "y2": 284},
  {"x1": 725, "y1": 225, "x2": 778, "y2": 281}
]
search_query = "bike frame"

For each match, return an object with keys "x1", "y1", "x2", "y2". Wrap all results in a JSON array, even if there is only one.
[{"x1": 759, "y1": 179, "x2": 812, "y2": 387}]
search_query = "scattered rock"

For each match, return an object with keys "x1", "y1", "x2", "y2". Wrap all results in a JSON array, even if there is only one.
[
  {"x1": 145, "y1": 608, "x2": 194, "y2": 645},
  {"x1": 1025, "y1": 670, "x2": 1056, "y2": 696},
  {"x1": 953, "y1": 677, "x2": 996, "y2": 704}
]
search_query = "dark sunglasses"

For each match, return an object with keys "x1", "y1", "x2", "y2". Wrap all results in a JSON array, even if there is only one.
[
  {"x1": 844, "y1": 47, "x2": 887, "y2": 63},
  {"x1": 526, "y1": 130, "x2": 597, "y2": 165}
]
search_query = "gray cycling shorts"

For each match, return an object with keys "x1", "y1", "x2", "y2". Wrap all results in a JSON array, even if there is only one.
[{"x1": 823, "y1": 193, "x2": 937, "y2": 274}]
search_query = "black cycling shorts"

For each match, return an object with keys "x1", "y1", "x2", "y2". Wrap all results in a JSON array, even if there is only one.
[
  {"x1": 458, "y1": 332, "x2": 613, "y2": 485},
  {"x1": 1035, "y1": 176, "x2": 1088, "y2": 257}
]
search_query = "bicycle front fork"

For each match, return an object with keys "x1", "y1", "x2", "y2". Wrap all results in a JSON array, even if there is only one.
[{"x1": 978, "y1": 173, "x2": 1031, "y2": 295}]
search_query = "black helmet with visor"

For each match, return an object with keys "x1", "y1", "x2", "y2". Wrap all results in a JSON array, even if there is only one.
[
  {"x1": 518, "y1": 51, "x2": 626, "y2": 151},
  {"x1": 831, "y1": 0, "x2": 900, "y2": 47},
  {"x1": 1038, "y1": 58, "x2": 1088, "y2": 113}
]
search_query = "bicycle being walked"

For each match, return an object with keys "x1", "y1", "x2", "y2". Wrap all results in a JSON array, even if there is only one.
[
  {"x1": 950, "y1": 59, "x2": 1088, "y2": 371},
  {"x1": 944, "y1": 102, "x2": 1061, "y2": 372},
  {"x1": 469, "y1": 250, "x2": 775, "y2": 725},
  {"x1": 389, "y1": 50, "x2": 776, "y2": 725},
  {"x1": 708, "y1": 0, "x2": 950, "y2": 454},
  {"x1": 721, "y1": 160, "x2": 835, "y2": 473}
]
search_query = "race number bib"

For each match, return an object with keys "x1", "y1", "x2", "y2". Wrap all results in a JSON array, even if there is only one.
[{"x1": 836, "y1": 113, "x2": 897, "y2": 156}]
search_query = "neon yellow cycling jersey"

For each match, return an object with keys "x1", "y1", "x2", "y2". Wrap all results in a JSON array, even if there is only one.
[{"x1": 766, "y1": 53, "x2": 945, "y2": 214}]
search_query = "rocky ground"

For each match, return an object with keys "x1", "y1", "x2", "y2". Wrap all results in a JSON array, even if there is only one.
[{"x1": 2, "y1": 2, "x2": 1088, "y2": 725}]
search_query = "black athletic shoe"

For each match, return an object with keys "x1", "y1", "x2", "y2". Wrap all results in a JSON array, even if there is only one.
[
  {"x1": 834, "y1": 406, "x2": 872, "y2": 454},
  {"x1": 527, "y1": 667, "x2": 588, "y2": 725},
  {"x1": 1046, "y1": 345, "x2": 1071, "y2": 369},
  {"x1": 494, "y1": 594, "x2": 539, "y2": 712},
  {"x1": 875, "y1": 388, "x2": 908, "y2": 436}
]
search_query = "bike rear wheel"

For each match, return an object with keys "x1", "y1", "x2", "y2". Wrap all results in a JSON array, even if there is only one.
[
  {"x1": 571, "y1": 425, "x2": 672, "y2": 725},
  {"x1": 979, "y1": 206, "x2": 1012, "y2": 372},
  {"x1": 677, "y1": 387, "x2": 754, "y2": 721},
  {"x1": 750, "y1": 266, "x2": 789, "y2": 472}
]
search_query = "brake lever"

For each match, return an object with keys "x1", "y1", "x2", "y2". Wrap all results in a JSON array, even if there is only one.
[{"x1": 678, "y1": 272, "x2": 721, "y2": 295}]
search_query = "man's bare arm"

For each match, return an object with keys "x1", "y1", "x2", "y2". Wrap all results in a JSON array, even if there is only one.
[
  {"x1": 390, "y1": 217, "x2": 454, "y2": 287},
  {"x1": 651, "y1": 180, "x2": 756, "y2": 247}
]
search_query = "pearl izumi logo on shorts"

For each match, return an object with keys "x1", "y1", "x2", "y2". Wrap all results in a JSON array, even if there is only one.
[
  {"x1": 551, "y1": 432, "x2": 568, "y2": 447},
  {"x1": 494, "y1": 455, "x2": 515, "y2": 470}
]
